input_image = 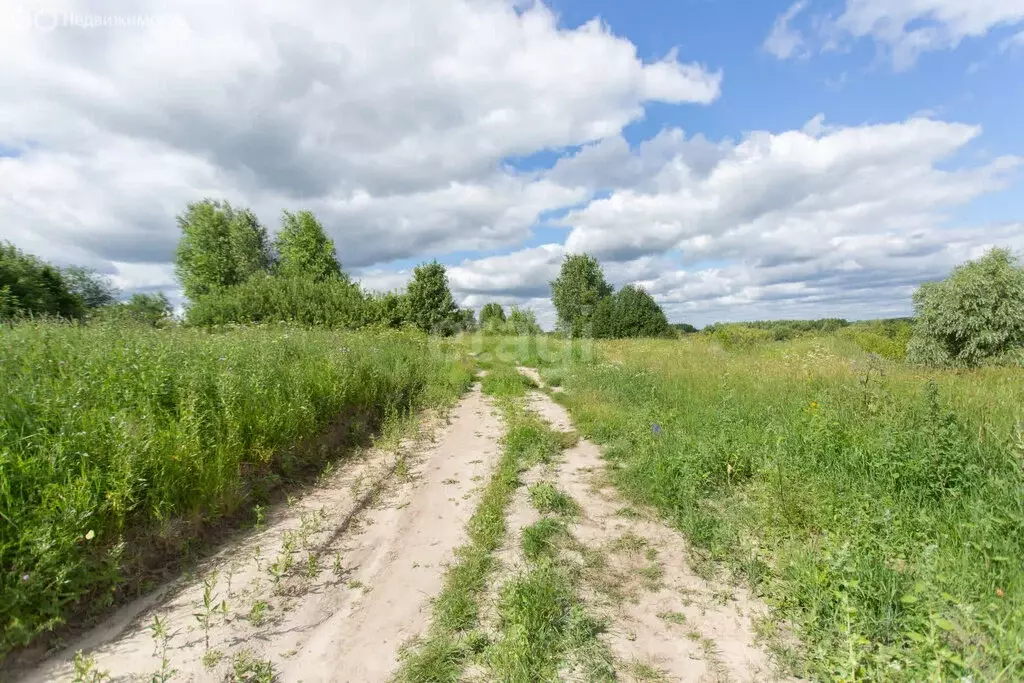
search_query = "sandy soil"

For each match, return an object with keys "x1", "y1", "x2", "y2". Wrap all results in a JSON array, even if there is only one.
[
  {"x1": 17, "y1": 385, "x2": 503, "y2": 683},
  {"x1": 517, "y1": 368, "x2": 784, "y2": 682}
]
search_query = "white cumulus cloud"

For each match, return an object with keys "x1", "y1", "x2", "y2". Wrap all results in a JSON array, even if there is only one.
[
  {"x1": 766, "y1": 0, "x2": 1024, "y2": 68},
  {"x1": 0, "y1": 0, "x2": 720, "y2": 288}
]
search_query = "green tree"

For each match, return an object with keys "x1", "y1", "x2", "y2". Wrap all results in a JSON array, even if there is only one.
[
  {"x1": 479, "y1": 302, "x2": 506, "y2": 331},
  {"x1": 505, "y1": 306, "x2": 542, "y2": 336},
  {"x1": 123, "y1": 293, "x2": 172, "y2": 326},
  {"x1": 550, "y1": 253, "x2": 613, "y2": 337},
  {"x1": 612, "y1": 285, "x2": 670, "y2": 338},
  {"x1": 174, "y1": 200, "x2": 272, "y2": 299},
  {"x1": 61, "y1": 266, "x2": 119, "y2": 309},
  {"x1": 0, "y1": 285, "x2": 17, "y2": 319},
  {"x1": 588, "y1": 296, "x2": 616, "y2": 339},
  {"x1": 455, "y1": 307, "x2": 478, "y2": 332},
  {"x1": 0, "y1": 242, "x2": 84, "y2": 319},
  {"x1": 406, "y1": 261, "x2": 458, "y2": 335},
  {"x1": 231, "y1": 208, "x2": 274, "y2": 280},
  {"x1": 907, "y1": 247, "x2": 1024, "y2": 367},
  {"x1": 274, "y1": 210, "x2": 341, "y2": 281}
]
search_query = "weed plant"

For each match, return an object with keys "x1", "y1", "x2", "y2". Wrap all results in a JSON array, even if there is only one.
[
  {"x1": 0, "y1": 322, "x2": 471, "y2": 654},
  {"x1": 554, "y1": 335, "x2": 1024, "y2": 680}
]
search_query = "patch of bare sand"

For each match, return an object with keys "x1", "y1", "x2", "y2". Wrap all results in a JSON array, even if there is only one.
[
  {"x1": 518, "y1": 369, "x2": 784, "y2": 683},
  {"x1": 17, "y1": 386, "x2": 503, "y2": 683}
]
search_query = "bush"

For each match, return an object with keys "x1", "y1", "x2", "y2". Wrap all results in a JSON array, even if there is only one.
[
  {"x1": 703, "y1": 324, "x2": 774, "y2": 348},
  {"x1": 672, "y1": 323, "x2": 699, "y2": 335},
  {"x1": 589, "y1": 286, "x2": 669, "y2": 339},
  {"x1": 185, "y1": 273, "x2": 366, "y2": 328},
  {"x1": 363, "y1": 291, "x2": 411, "y2": 329},
  {"x1": 907, "y1": 248, "x2": 1024, "y2": 367},
  {"x1": 406, "y1": 261, "x2": 459, "y2": 335},
  {"x1": 551, "y1": 253, "x2": 612, "y2": 337},
  {"x1": 504, "y1": 306, "x2": 542, "y2": 336}
]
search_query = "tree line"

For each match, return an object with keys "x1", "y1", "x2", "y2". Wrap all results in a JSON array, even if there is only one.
[
  {"x1": 4, "y1": 196, "x2": 1023, "y2": 365},
  {"x1": 174, "y1": 200, "x2": 482, "y2": 334},
  {"x1": 0, "y1": 242, "x2": 172, "y2": 325}
]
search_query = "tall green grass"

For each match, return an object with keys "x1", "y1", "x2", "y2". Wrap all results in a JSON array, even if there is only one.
[
  {"x1": 0, "y1": 322, "x2": 472, "y2": 655},
  {"x1": 553, "y1": 335, "x2": 1024, "y2": 680}
]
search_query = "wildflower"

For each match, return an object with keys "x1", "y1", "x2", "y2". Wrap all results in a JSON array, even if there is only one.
[
  {"x1": 21, "y1": 573, "x2": 29, "y2": 583},
  {"x1": 996, "y1": 587, "x2": 1005, "y2": 598},
  {"x1": 652, "y1": 424, "x2": 662, "y2": 435},
  {"x1": 85, "y1": 529, "x2": 95, "y2": 541}
]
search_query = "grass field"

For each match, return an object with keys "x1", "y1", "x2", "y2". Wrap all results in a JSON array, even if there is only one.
[
  {"x1": 0, "y1": 322, "x2": 472, "y2": 655},
  {"x1": 531, "y1": 334, "x2": 1024, "y2": 680},
  {"x1": 6, "y1": 323, "x2": 1022, "y2": 679}
]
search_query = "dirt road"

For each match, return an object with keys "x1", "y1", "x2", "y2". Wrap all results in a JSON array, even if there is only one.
[
  {"x1": 18, "y1": 386, "x2": 503, "y2": 683},
  {"x1": 18, "y1": 373, "x2": 782, "y2": 682},
  {"x1": 516, "y1": 372, "x2": 779, "y2": 682}
]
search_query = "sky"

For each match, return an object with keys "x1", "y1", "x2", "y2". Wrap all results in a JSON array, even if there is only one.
[{"x1": 1, "y1": 0, "x2": 1023, "y2": 328}]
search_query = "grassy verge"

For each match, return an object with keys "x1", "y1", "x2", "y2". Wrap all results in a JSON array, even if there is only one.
[
  {"x1": 0, "y1": 322, "x2": 472, "y2": 656},
  {"x1": 550, "y1": 335, "x2": 1024, "y2": 680}
]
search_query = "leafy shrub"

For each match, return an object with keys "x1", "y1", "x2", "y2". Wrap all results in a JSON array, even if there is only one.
[
  {"x1": 60, "y1": 266, "x2": 120, "y2": 309},
  {"x1": 504, "y1": 306, "x2": 542, "y2": 336},
  {"x1": 274, "y1": 209, "x2": 341, "y2": 281},
  {"x1": 174, "y1": 200, "x2": 273, "y2": 300},
  {"x1": 551, "y1": 253, "x2": 612, "y2": 337},
  {"x1": 907, "y1": 248, "x2": 1024, "y2": 367},
  {"x1": 185, "y1": 273, "x2": 366, "y2": 328},
  {"x1": 363, "y1": 291, "x2": 411, "y2": 329},
  {"x1": 589, "y1": 285, "x2": 670, "y2": 339},
  {"x1": 704, "y1": 324, "x2": 774, "y2": 348},
  {"x1": 672, "y1": 322, "x2": 699, "y2": 334},
  {"x1": 703, "y1": 318, "x2": 850, "y2": 346}
]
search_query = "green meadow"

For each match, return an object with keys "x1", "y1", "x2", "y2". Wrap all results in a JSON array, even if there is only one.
[{"x1": 519, "y1": 333, "x2": 1024, "y2": 680}]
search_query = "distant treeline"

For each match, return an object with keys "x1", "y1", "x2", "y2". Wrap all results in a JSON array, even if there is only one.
[
  {"x1": 1, "y1": 242, "x2": 172, "y2": 325},
  {"x1": 174, "y1": 200, "x2": 484, "y2": 335},
  {"x1": 5, "y1": 196, "x2": 1022, "y2": 366}
]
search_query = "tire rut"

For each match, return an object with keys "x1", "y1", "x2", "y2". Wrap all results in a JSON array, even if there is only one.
[
  {"x1": 18, "y1": 386, "x2": 504, "y2": 683},
  {"x1": 516, "y1": 369, "x2": 786, "y2": 683}
]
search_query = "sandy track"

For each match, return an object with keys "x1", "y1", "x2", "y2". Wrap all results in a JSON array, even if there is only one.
[
  {"x1": 518, "y1": 371, "x2": 783, "y2": 682},
  {"x1": 17, "y1": 385, "x2": 503, "y2": 683}
]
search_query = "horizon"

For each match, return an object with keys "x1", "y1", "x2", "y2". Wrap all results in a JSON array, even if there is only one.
[{"x1": 2, "y1": 0, "x2": 1022, "y2": 330}]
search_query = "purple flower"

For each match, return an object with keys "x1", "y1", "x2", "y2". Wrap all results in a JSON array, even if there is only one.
[{"x1": 652, "y1": 424, "x2": 662, "y2": 435}]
